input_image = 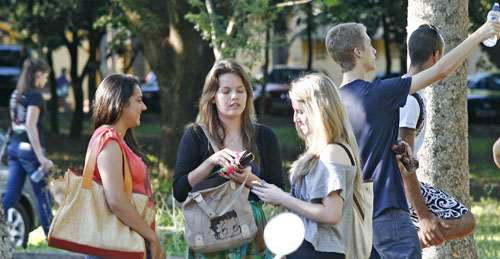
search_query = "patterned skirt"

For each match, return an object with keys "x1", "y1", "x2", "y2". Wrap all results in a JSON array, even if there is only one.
[
  {"x1": 188, "y1": 200, "x2": 272, "y2": 259},
  {"x1": 408, "y1": 182, "x2": 471, "y2": 230}
]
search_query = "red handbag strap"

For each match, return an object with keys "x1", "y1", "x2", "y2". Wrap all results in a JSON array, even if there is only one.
[{"x1": 81, "y1": 129, "x2": 133, "y2": 200}]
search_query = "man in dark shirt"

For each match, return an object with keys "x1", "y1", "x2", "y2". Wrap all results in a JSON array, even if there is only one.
[{"x1": 325, "y1": 21, "x2": 500, "y2": 258}]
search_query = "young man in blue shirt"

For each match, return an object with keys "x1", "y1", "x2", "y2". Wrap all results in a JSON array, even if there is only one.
[{"x1": 326, "y1": 21, "x2": 500, "y2": 258}]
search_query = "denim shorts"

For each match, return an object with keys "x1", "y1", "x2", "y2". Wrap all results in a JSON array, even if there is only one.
[{"x1": 370, "y1": 208, "x2": 421, "y2": 259}]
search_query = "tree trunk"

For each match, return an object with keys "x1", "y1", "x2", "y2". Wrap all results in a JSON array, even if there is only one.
[
  {"x1": 257, "y1": 26, "x2": 270, "y2": 117},
  {"x1": 0, "y1": 201, "x2": 12, "y2": 258},
  {"x1": 272, "y1": 10, "x2": 289, "y2": 65},
  {"x1": 68, "y1": 35, "x2": 85, "y2": 138},
  {"x1": 123, "y1": 0, "x2": 215, "y2": 177},
  {"x1": 408, "y1": 1, "x2": 476, "y2": 258},
  {"x1": 87, "y1": 29, "x2": 104, "y2": 117},
  {"x1": 306, "y1": 1, "x2": 313, "y2": 71},
  {"x1": 47, "y1": 48, "x2": 60, "y2": 134},
  {"x1": 382, "y1": 14, "x2": 392, "y2": 76},
  {"x1": 400, "y1": 43, "x2": 408, "y2": 75}
]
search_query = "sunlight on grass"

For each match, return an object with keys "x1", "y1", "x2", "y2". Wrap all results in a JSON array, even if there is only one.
[
  {"x1": 28, "y1": 226, "x2": 45, "y2": 246},
  {"x1": 472, "y1": 198, "x2": 500, "y2": 258},
  {"x1": 16, "y1": 226, "x2": 62, "y2": 253},
  {"x1": 11, "y1": 114, "x2": 498, "y2": 257}
]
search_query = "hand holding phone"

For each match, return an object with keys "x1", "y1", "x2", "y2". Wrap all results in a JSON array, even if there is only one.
[{"x1": 391, "y1": 140, "x2": 419, "y2": 173}]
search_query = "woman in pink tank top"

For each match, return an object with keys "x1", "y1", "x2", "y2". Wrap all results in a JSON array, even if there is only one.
[{"x1": 84, "y1": 74, "x2": 165, "y2": 259}]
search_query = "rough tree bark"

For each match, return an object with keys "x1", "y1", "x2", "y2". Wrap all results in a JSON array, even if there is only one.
[
  {"x1": 408, "y1": 0, "x2": 477, "y2": 258},
  {"x1": 122, "y1": 0, "x2": 215, "y2": 177}
]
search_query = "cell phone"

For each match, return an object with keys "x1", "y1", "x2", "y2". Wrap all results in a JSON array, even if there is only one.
[
  {"x1": 238, "y1": 152, "x2": 255, "y2": 166},
  {"x1": 251, "y1": 180, "x2": 264, "y2": 187},
  {"x1": 391, "y1": 140, "x2": 419, "y2": 173}
]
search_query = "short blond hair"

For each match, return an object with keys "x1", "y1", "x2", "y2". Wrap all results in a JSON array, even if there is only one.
[{"x1": 325, "y1": 23, "x2": 366, "y2": 72}]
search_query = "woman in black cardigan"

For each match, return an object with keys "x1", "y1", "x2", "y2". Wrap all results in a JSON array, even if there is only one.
[{"x1": 174, "y1": 59, "x2": 284, "y2": 259}]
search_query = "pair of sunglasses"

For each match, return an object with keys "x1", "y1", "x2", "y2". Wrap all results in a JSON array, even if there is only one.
[{"x1": 419, "y1": 24, "x2": 441, "y2": 54}]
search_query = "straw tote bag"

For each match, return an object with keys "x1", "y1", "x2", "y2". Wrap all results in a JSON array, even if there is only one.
[
  {"x1": 346, "y1": 180, "x2": 374, "y2": 259},
  {"x1": 336, "y1": 142, "x2": 373, "y2": 259},
  {"x1": 48, "y1": 130, "x2": 156, "y2": 259},
  {"x1": 181, "y1": 125, "x2": 258, "y2": 253}
]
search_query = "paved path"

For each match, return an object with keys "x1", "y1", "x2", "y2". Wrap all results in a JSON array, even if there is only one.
[
  {"x1": 13, "y1": 252, "x2": 84, "y2": 258},
  {"x1": 13, "y1": 252, "x2": 184, "y2": 259}
]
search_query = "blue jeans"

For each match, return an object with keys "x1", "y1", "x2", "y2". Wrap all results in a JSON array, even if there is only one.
[
  {"x1": 2, "y1": 140, "x2": 53, "y2": 235},
  {"x1": 370, "y1": 208, "x2": 421, "y2": 259}
]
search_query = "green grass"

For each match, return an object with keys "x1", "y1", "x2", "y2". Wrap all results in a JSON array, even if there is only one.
[
  {"x1": 23, "y1": 198, "x2": 500, "y2": 257},
  {"x1": 471, "y1": 198, "x2": 500, "y2": 258},
  {"x1": 5, "y1": 111, "x2": 499, "y2": 256},
  {"x1": 469, "y1": 136, "x2": 500, "y2": 180}
]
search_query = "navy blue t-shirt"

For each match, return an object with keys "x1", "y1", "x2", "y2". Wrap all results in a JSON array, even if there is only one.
[
  {"x1": 9, "y1": 89, "x2": 45, "y2": 146},
  {"x1": 339, "y1": 77, "x2": 411, "y2": 217}
]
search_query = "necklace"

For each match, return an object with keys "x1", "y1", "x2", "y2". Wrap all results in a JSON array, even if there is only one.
[{"x1": 226, "y1": 134, "x2": 241, "y2": 147}]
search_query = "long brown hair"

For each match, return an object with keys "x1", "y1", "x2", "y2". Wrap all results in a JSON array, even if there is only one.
[
  {"x1": 92, "y1": 74, "x2": 149, "y2": 165},
  {"x1": 195, "y1": 59, "x2": 260, "y2": 168},
  {"x1": 16, "y1": 59, "x2": 50, "y2": 103}
]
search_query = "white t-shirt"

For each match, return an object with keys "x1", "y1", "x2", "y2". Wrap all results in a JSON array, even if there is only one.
[{"x1": 399, "y1": 91, "x2": 426, "y2": 159}]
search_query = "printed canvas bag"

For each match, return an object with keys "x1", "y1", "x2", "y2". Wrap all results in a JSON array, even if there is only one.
[{"x1": 181, "y1": 125, "x2": 258, "y2": 253}]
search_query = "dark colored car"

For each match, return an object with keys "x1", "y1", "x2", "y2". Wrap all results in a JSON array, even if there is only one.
[
  {"x1": 0, "y1": 45, "x2": 32, "y2": 107},
  {"x1": 140, "y1": 72, "x2": 160, "y2": 112},
  {"x1": 255, "y1": 67, "x2": 316, "y2": 115},
  {"x1": 467, "y1": 73, "x2": 500, "y2": 123},
  {"x1": 0, "y1": 128, "x2": 39, "y2": 248},
  {"x1": 373, "y1": 70, "x2": 403, "y2": 81}
]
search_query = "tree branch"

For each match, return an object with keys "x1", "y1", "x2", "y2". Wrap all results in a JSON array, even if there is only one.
[
  {"x1": 273, "y1": 0, "x2": 312, "y2": 9},
  {"x1": 205, "y1": 0, "x2": 222, "y2": 61}
]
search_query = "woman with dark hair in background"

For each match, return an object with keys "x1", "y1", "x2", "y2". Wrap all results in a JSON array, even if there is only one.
[
  {"x1": 3, "y1": 59, "x2": 54, "y2": 239},
  {"x1": 84, "y1": 74, "x2": 165, "y2": 259},
  {"x1": 174, "y1": 59, "x2": 284, "y2": 258}
]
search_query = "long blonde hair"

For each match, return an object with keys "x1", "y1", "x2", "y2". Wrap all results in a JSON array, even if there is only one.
[
  {"x1": 194, "y1": 59, "x2": 260, "y2": 168},
  {"x1": 288, "y1": 74, "x2": 362, "y2": 186}
]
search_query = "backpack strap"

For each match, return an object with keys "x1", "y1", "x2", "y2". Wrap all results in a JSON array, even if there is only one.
[
  {"x1": 335, "y1": 142, "x2": 366, "y2": 219},
  {"x1": 199, "y1": 124, "x2": 220, "y2": 152},
  {"x1": 335, "y1": 142, "x2": 355, "y2": 166},
  {"x1": 411, "y1": 92, "x2": 425, "y2": 133},
  {"x1": 196, "y1": 124, "x2": 250, "y2": 218}
]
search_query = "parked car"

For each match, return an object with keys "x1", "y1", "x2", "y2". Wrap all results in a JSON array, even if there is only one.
[
  {"x1": 467, "y1": 73, "x2": 500, "y2": 123},
  {"x1": 140, "y1": 71, "x2": 160, "y2": 112},
  {"x1": 0, "y1": 128, "x2": 39, "y2": 248},
  {"x1": 0, "y1": 45, "x2": 32, "y2": 107},
  {"x1": 373, "y1": 70, "x2": 403, "y2": 81},
  {"x1": 254, "y1": 67, "x2": 316, "y2": 115}
]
